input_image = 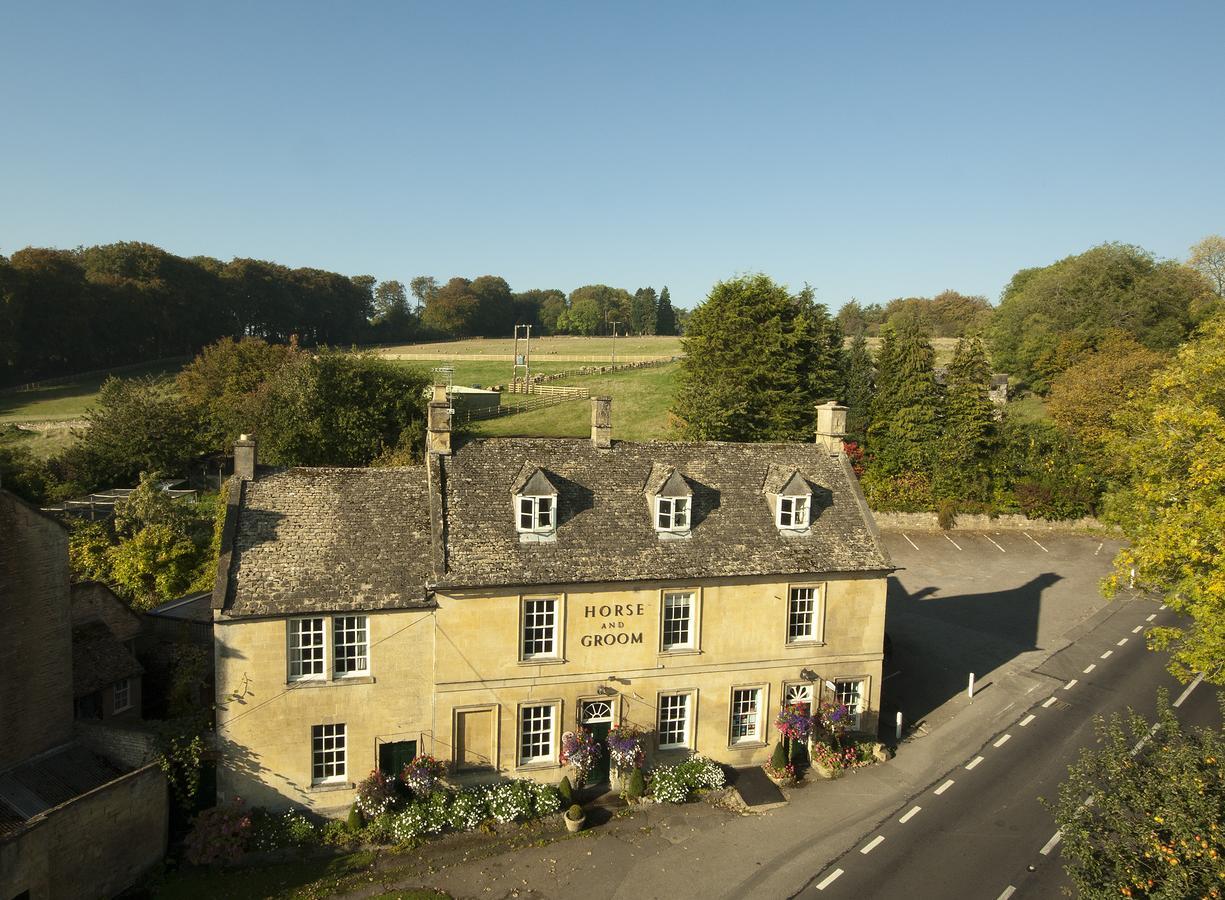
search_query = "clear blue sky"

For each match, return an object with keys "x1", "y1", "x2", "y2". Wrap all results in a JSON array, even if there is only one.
[{"x1": 2, "y1": 1, "x2": 1221, "y2": 311}]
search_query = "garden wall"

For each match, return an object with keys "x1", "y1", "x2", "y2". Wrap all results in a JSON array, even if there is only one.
[{"x1": 870, "y1": 511, "x2": 1107, "y2": 533}]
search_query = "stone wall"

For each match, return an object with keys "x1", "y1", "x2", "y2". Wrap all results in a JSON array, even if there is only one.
[
  {"x1": 871, "y1": 510, "x2": 1107, "y2": 533},
  {"x1": 75, "y1": 720, "x2": 161, "y2": 768},
  {"x1": 0, "y1": 492, "x2": 73, "y2": 771},
  {"x1": 70, "y1": 581, "x2": 144, "y2": 642},
  {"x1": 0, "y1": 763, "x2": 167, "y2": 900}
]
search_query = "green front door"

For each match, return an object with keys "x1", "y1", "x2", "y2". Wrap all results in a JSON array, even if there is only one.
[
  {"x1": 379, "y1": 740, "x2": 418, "y2": 778},
  {"x1": 580, "y1": 700, "x2": 614, "y2": 785}
]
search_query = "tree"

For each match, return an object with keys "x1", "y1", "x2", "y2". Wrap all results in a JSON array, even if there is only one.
[
  {"x1": 671, "y1": 274, "x2": 844, "y2": 442},
  {"x1": 836, "y1": 300, "x2": 868, "y2": 337},
  {"x1": 568, "y1": 285, "x2": 632, "y2": 332},
  {"x1": 933, "y1": 336, "x2": 996, "y2": 502},
  {"x1": 1049, "y1": 691, "x2": 1224, "y2": 898},
  {"x1": 409, "y1": 276, "x2": 440, "y2": 317},
  {"x1": 1102, "y1": 312, "x2": 1225, "y2": 683},
  {"x1": 866, "y1": 322, "x2": 942, "y2": 476},
  {"x1": 565, "y1": 298, "x2": 603, "y2": 336},
  {"x1": 1188, "y1": 234, "x2": 1225, "y2": 297},
  {"x1": 372, "y1": 280, "x2": 409, "y2": 322},
  {"x1": 469, "y1": 275, "x2": 515, "y2": 337},
  {"x1": 843, "y1": 332, "x2": 875, "y2": 443},
  {"x1": 630, "y1": 287, "x2": 658, "y2": 335},
  {"x1": 656, "y1": 286, "x2": 677, "y2": 336},
  {"x1": 422, "y1": 277, "x2": 479, "y2": 336}
]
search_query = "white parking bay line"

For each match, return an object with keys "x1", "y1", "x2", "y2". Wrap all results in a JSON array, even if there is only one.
[
  {"x1": 1040, "y1": 830, "x2": 1063, "y2": 855},
  {"x1": 935, "y1": 779, "x2": 955, "y2": 795},
  {"x1": 994, "y1": 734, "x2": 1012, "y2": 748},
  {"x1": 1146, "y1": 613, "x2": 1157, "y2": 622},
  {"x1": 965, "y1": 756, "x2": 985, "y2": 770},
  {"x1": 996, "y1": 887, "x2": 1017, "y2": 900},
  {"x1": 1132, "y1": 625, "x2": 1144, "y2": 633},
  {"x1": 1083, "y1": 664, "x2": 1096, "y2": 674},
  {"x1": 943, "y1": 533, "x2": 963, "y2": 551},
  {"x1": 860, "y1": 835, "x2": 885, "y2": 854},
  {"x1": 901, "y1": 532, "x2": 920, "y2": 551},
  {"x1": 1064, "y1": 679, "x2": 1078, "y2": 690},
  {"x1": 1042, "y1": 696, "x2": 1058, "y2": 708},
  {"x1": 1117, "y1": 638, "x2": 1128, "y2": 646},
  {"x1": 816, "y1": 868, "x2": 844, "y2": 891},
  {"x1": 1020, "y1": 714, "x2": 1036, "y2": 727},
  {"x1": 985, "y1": 534, "x2": 1006, "y2": 552},
  {"x1": 899, "y1": 805, "x2": 921, "y2": 823},
  {"x1": 1024, "y1": 531, "x2": 1049, "y2": 552}
]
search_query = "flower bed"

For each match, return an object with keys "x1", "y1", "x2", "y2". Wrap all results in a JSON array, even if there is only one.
[{"x1": 648, "y1": 754, "x2": 726, "y2": 803}]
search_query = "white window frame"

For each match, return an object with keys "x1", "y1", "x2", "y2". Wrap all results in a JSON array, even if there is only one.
[
  {"x1": 516, "y1": 494, "x2": 556, "y2": 534},
  {"x1": 777, "y1": 494, "x2": 810, "y2": 529},
  {"x1": 332, "y1": 615, "x2": 369, "y2": 677},
  {"x1": 729, "y1": 685, "x2": 766, "y2": 746},
  {"x1": 657, "y1": 691, "x2": 693, "y2": 750},
  {"x1": 655, "y1": 496, "x2": 691, "y2": 532},
  {"x1": 311, "y1": 723, "x2": 347, "y2": 784},
  {"x1": 783, "y1": 681, "x2": 813, "y2": 709},
  {"x1": 785, "y1": 585, "x2": 823, "y2": 644},
  {"x1": 112, "y1": 677, "x2": 132, "y2": 713},
  {"x1": 517, "y1": 702, "x2": 557, "y2": 766},
  {"x1": 520, "y1": 597, "x2": 560, "y2": 661},
  {"x1": 288, "y1": 617, "x2": 326, "y2": 681},
  {"x1": 660, "y1": 590, "x2": 696, "y2": 651},
  {"x1": 834, "y1": 679, "x2": 865, "y2": 731}
]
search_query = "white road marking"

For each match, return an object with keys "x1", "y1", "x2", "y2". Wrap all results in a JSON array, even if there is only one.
[
  {"x1": 1132, "y1": 625, "x2": 1144, "y2": 633},
  {"x1": 1042, "y1": 696, "x2": 1058, "y2": 708},
  {"x1": 1040, "y1": 830, "x2": 1062, "y2": 855},
  {"x1": 816, "y1": 868, "x2": 843, "y2": 891},
  {"x1": 1174, "y1": 672, "x2": 1206, "y2": 708},
  {"x1": 901, "y1": 533, "x2": 920, "y2": 551},
  {"x1": 996, "y1": 887, "x2": 1017, "y2": 900},
  {"x1": 860, "y1": 835, "x2": 885, "y2": 854},
  {"x1": 984, "y1": 534, "x2": 1006, "y2": 552},
  {"x1": 994, "y1": 733, "x2": 1012, "y2": 748},
  {"x1": 943, "y1": 533, "x2": 962, "y2": 551},
  {"x1": 899, "y1": 805, "x2": 921, "y2": 823},
  {"x1": 1160, "y1": 604, "x2": 1167, "y2": 609},
  {"x1": 1132, "y1": 723, "x2": 1162, "y2": 757},
  {"x1": 1117, "y1": 638, "x2": 1128, "y2": 646},
  {"x1": 934, "y1": 779, "x2": 955, "y2": 795},
  {"x1": 1101, "y1": 650, "x2": 1113, "y2": 659},
  {"x1": 1146, "y1": 613, "x2": 1157, "y2": 622},
  {"x1": 1020, "y1": 714, "x2": 1036, "y2": 727},
  {"x1": 966, "y1": 756, "x2": 985, "y2": 770},
  {"x1": 1064, "y1": 679, "x2": 1078, "y2": 690},
  {"x1": 1083, "y1": 663, "x2": 1096, "y2": 673},
  {"x1": 1094, "y1": 541, "x2": 1103, "y2": 556},
  {"x1": 1023, "y1": 531, "x2": 1049, "y2": 552}
]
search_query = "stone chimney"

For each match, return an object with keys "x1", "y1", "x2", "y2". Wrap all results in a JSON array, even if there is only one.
[
  {"x1": 234, "y1": 434, "x2": 257, "y2": 481},
  {"x1": 815, "y1": 401, "x2": 848, "y2": 453},
  {"x1": 591, "y1": 396, "x2": 612, "y2": 449},
  {"x1": 431, "y1": 383, "x2": 448, "y2": 404},
  {"x1": 428, "y1": 399, "x2": 452, "y2": 455}
]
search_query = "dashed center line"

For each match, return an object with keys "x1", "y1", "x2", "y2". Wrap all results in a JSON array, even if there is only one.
[
  {"x1": 996, "y1": 887, "x2": 1017, "y2": 900},
  {"x1": 984, "y1": 534, "x2": 1006, "y2": 553},
  {"x1": 1020, "y1": 714, "x2": 1036, "y2": 727},
  {"x1": 1174, "y1": 672, "x2": 1206, "y2": 708},
  {"x1": 1146, "y1": 613, "x2": 1157, "y2": 622},
  {"x1": 943, "y1": 533, "x2": 963, "y2": 551},
  {"x1": 1064, "y1": 679, "x2": 1078, "y2": 690},
  {"x1": 1023, "y1": 531, "x2": 1049, "y2": 552},
  {"x1": 1117, "y1": 638, "x2": 1128, "y2": 646},
  {"x1": 899, "y1": 805, "x2": 921, "y2": 823},
  {"x1": 1132, "y1": 625, "x2": 1144, "y2": 634},
  {"x1": 1094, "y1": 541, "x2": 1103, "y2": 556},
  {"x1": 1160, "y1": 604, "x2": 1168, "y2": 610},
  {"x1": 965, "y1": 756, "x2": 984, "y2": 770},
  {"x1": 901, "y1": 533, "x2": 920, "y2": 551},
  {"x1": 816, "y1": 868, "x2": 843, "y2": 891},
  {"x1": 860, "y1": 835, "x2": 885, "y2": 854},
  {"x1": 994, "y1": 733, "x2": 1012, "y2": 748},
  {"x1": 935, "y1": 779, "x2": 955, "y2": 795},
  {"x1": 1040, "y1": 830, "x2": 1063, "y2": 855},
  {"x1": 1101, "y1": 650, "x2": 1113, "y2": 659},
  {"x1": 1042, "y1": 696, "x2": 1058, "y2": 708}
]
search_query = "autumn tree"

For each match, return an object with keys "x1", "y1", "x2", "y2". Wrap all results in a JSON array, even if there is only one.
[
  {"x1": 1102, "y1": 312, "x2": 1225, "y2": 683},
  {"x1": 1188, "y1": 234, "x2": 1225, "y2": 296}
]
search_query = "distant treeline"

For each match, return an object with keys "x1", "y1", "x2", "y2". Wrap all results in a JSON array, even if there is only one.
[
  {"x1": 836, "y1": 290, "x2": 994, "y2": 339},
  {"x1": 0, "y1": 241, "x2": 680, "y2": 386}
]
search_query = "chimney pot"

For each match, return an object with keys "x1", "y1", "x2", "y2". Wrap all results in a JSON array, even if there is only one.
[
  {"x1": 591, "y1": 396, "x2": 612, "y2": 449},
  {"x1": 234, "y1": 434, "x2": 257, "y2": 481},
  {"x1": 815, "y1": 401, "x2": 848, "y2": 453},
  {"x1": 431, "y1": 383, "x2": 448, "y2": 404}
]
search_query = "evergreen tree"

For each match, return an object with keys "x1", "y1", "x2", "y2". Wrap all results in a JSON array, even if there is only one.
[
  {"x1": 656, "y1": 286, "x2": 677, "y2": 335},
  {"x1": 844, "y1": 332, "x2": 875, "y2": 443},
  {"x1": 933, "y1": 336, "x2": 996, "y2": 501},
  {"x1": 630, "y1": 287, "x2": 658, "y2": 334},
  {"x1": 866, "y1": 322, "x2": 941, "y2": 475},
  {"x1": 671, "y1": 274, "x2": 843, "y2": 442}
]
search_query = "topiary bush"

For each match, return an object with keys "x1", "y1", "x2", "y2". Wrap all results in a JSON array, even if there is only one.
[
  {"x1": 770, "y1": 741, "x2": 788, "y2": 771},
  {"x1": 346, "y1": 804, "x2": 363, "y2": 833},
  {"x1": 558, "y1": 775, "x2": 573, "y2": 805},
  {"x1": 566, "y1": 803, "x2": 584, "y2": 822},
  {"x1": 626, "y1": 768, "x2": 646, "y2": 801}
]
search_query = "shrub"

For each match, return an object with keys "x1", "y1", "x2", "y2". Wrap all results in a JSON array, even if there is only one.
[
  {"x1": 489, "y1": 780, "x2": 535, "y2": 823},
  {"x1": 390, "y1": 803, "x2": 429, "y2": 844},
  {"x1": 448, "y1": 787, "x2": 489, "y2": 831},
  {"x1": 346, "y1": 805, "x2": 363, "y2": 832},
  {"x1": 626, "y1": 769, "x2": 645, "y2": 801},
  {"x1": 423, "y1": 790, "x2": 450, "y2": 834},
  {"x1": 558, "y1": 775, "x2": 574, "y2": 805},
  {"x1": 533, "y1": 783, "x2": 562, "y2": 817},
  {"x1": 770, "y1": 742, "x2": 788, "y2": 771},
  {"x1": 566, "y1": 803, "x2": 584, "y2": 822},
  {"x1": 401, "y1": 754, "x2": 448, "y2": 798},
  {"x1": 321, "y1": 819, "x2": 354, "y2": 846},
  {"x1": 937, "y1": 500, "x2": 958, "y2": 530},
  {"x1": 361, "y1": 811, "x2": 395, "y2": 844},
  {"x1": 675, "y1": 754, "x2": 726, "y2": 790},
  {"x1": 184, "y1": 800, "x2": 252, "y2": 866},
  {"x1": 354, "y1": 769, "x2": 399, "y2": 819},
  {"x1": 648, "y1": 766, "x2": 691, "y2": 804}
]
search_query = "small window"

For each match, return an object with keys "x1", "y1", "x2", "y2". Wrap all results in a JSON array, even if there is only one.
[
  {"x1": 518, "y1": 704, "x2": 555, "y2": 764},
  {"x1": 778, "y1": 494, "x2": 810, "y2": 529},
  {"x1": 661, "y1": 591, "x2": 694, "y2": 650},
  {"x1": 333, "y1": 615, "x2": 368, "y2": 677},
  {"x1": 787, "y1": 586, "x2": 820, "y2": 643},
  {"x1": 784, "y1": 682, "x2": 813, "y2": 708},
  {"x1": 730, "y1": 687, "x2": 763, "y2": 744},
  {"x1": 657, "y1": 693, "x2": 691, "y2": 749},
  {"x1": 521, "y1": 598, "x2": 558, "y2": 659},
  {"x1": 656, "y1": 496, "x2": 690, "y2": 532},
  {"x1": 289, "y1": 618, "x2": 326, "y2": 680},
  {"x1": 517, "y1": 495, "x2": 555, "y2": 533},
  {"x1": 834, "y1": 679, "x2": 864, "y2": 730},
  {"x1": 112, "y1": 678, "x2": 132, "y2": 713},
  {"x1": 311, "y1": 723, "x2": 347, "y2": 783}
]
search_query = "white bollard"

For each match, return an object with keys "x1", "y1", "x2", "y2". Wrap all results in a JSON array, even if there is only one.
[
  {"x1": 968, "y1": 672, "x2": 976, "y2": 700},
  {"x1": 895, "y1": 711, "x2": 903, "y2": 741}
]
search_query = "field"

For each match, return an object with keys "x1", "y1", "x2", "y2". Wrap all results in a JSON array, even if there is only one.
[{"x1": 375, "y1": 334, "x2": 683, "y2": 360}]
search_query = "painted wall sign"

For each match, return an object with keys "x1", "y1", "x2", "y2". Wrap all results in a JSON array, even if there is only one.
[{"x1": 580, "y1": 603, "x2": 646, "y2": 647}]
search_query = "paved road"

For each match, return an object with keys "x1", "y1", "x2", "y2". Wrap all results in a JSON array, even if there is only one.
[{"x1": 800, "y1": 599, "x2": 1221, "y2": 899}]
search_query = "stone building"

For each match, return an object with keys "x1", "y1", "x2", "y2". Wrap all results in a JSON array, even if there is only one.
[
  {"x1": 70, "y1": 582, "x2": 145, "y2": 721},
  {"x1": 213, "y1": 399, "x2": 892, "y2": 814}
]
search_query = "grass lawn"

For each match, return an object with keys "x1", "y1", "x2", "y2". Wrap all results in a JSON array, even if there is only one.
[
  {"x1": 385, "y1": 358, "x2": 603, "y2": 389},
  {"x1": 1005, "y1": 391, "x2": 1050, "y2": 423},
  {"x1": 0, "y1": 361, "x2": 179, "y2": 424},
  {"x1": 0, "y1": 423, "x2": 79, "y2": 459},
  {"x1": 466, "y1": 362, "x2": 680, "y2": 442},
  {"x1": 375, "y1": 334, "x2": 684, "y2": 359}
]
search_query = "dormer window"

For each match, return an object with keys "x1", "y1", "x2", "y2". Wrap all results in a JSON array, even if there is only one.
[
  {"x1": 648, "y1": 467, "x2": 693, "y2": 535},
  {"x1": 778, "y1": 495, "x2": 809, "y2": 529},
  {"x1": 656, "y1": 496, "x2": 690, "y2": 532},
  {"x1": 518, "y1": 495, "x2": 555, "y2": 533},
  {"x1": 770, "y1": 470, "x2": 813, "y2": 532}
]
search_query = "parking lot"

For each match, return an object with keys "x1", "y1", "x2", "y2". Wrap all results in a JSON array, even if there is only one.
[{"x1": 877, "y1": 528, "x2": 1131, "y2": 732}]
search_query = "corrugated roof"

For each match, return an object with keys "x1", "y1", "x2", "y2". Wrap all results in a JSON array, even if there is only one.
[{"x1": 0, "y1": 743, "x2": 127, "y2": 836}]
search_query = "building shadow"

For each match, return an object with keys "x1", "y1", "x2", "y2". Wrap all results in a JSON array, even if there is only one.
[{"x1": 879, "y1": 572, "x2": 1061, "y2": 736}]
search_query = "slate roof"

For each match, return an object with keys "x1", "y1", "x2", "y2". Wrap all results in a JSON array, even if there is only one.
[
  {"x1": 222, "y1": 467, "x2": 435, "y2": 619},
  {"x1": 71, "y1": 621, "x2": 143, "y2": 698},
  {"x1": 0, "y1": 743, "x2": 128, "y2": 837},
  {"x1": 434, "y1": 438, "x2": 891, "y2": 589}
]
